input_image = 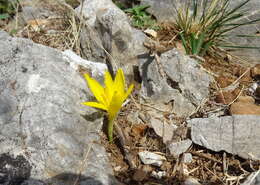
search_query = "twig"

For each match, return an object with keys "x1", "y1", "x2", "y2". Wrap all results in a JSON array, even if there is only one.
[
  {"x1": 223, "y1": 152, "x2": 227, "y2": 175},
  {"x1": 214, "y1": 79, "x2": 227, "y2": 104},
  {"x1": 226, "y1": 68, "x2": 250, "y2": 90},
  {"x1": 114, "y1": 123, "x2": 136, "y2": 169},
  {"x1": 227, "y1": 85, "x2": 244, "y2": 106},
  {"x1": 204, "y1": 165, "x2": 225, "y2": 184},
  {"x1": 168, "y1": 34, "x2": 177, "y2": 44},
  {"x1": 188, "y1": 98, "x2": 208, "y2": 117},
  {"x1": 141, "y1": 102, "x2": 172, "y2": 113}
]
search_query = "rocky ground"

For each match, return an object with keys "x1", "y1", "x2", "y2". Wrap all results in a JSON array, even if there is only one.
[{"x1": 0, "y1": 0, "x2": 260, "y2": 185}]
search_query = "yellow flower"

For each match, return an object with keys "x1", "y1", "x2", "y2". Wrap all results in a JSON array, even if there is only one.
[{"x1": 82, "y1": 68, "x2": 134, "y2": 142}]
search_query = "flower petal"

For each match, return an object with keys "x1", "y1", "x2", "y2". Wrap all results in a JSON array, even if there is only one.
[
  {"x1": 107, "y1": 92, "x2": 124, "y2": 121},
  {"x1": 123, "y1": 83, "x2": 134, "y2": 101},
  {"x1": 104, "y1": 71, "x2": 114, "y2": 103},
  {"x1": 114, "y1": 69, "x2": 125, "y2": 97},
  {"x1": 84, "y1": 73, "x2": 106, "y2": 105},
  {"x1": 82, "y1": 102, "x2": 108, "y2": 111}
]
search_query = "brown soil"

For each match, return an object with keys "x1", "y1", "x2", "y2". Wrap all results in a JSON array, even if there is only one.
[{"x1": 100, "y1": 97, "x2": 260, "y2": 185}]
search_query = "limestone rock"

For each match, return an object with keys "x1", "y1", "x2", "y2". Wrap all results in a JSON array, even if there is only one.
[
  {"x1": 183, "y1": 177, "x2": 202, "y2": 185},
  {"x1": 241, "y1": 170, "x2": 260, "y2": 185},
  {"x1": 138, "y1": 151, "x2": 166, "y2": 167},
  {"x1": 0, "y1": 31, "x2": 116, "y2": 184},
  {"x1": 140, "y1": 0, "x2": 180, "y2": 22},
  {"x1": 77, "y1": 0, "x2": 148, "y2": 75},
  {"x1": 227, "y1": 0, "x2": 260, "y2": 64},
  {"x1": 150, "y1": 117, "x2": 177, "y2": 143},
  {"x1": 140, "y1": 49, "x2": 212, "y2": 117},
  {"x1": 189, "y1": 115, "x2": 260, "y2": 160},
  {"x1": 167, "y1": 139, "x2": 192, "y2": 157},
  {"x1": 183, "y1": 153, "x2": 193, "y2": 163}
]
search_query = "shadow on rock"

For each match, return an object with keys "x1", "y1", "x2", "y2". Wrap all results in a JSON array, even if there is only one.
[{"x1": 0, "y1": 153, "x2": 118, "y2": 185}]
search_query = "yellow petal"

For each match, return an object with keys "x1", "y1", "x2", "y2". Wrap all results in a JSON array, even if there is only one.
[
  {"x1": 107, "y1": 92, "x2": 124, "y2": 121},
  {"x1": 84, "y1": 73, "x2": 107, "y2": 105},
  {"x1": 104, "y1": 71, "x2": 114, "y2": 103},
  {"x1": 123, "y1": 83, "x2": 134, "y2": 101},
  {"x1": 114, "y1": 69, "x2": 125, "y2": 97},
  {"x1": 82, "y1": 102, "x2": 108, "y2": 111}
]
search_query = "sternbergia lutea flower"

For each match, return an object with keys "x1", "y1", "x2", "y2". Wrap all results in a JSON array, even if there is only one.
[{"x1": 82, "y1": 69, "x2": 134, "y2": 142}]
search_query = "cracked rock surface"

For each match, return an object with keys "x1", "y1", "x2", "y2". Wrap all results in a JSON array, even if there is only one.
[
  {"x1": 0, "y1": 31, "x2": 117, "y2": 185},
  {"x1": 188, "y1": 115, "x2": 260, "y2": 160},
  {"x1": 139, "y1": 49, "x2": 212, "y2": 117}
]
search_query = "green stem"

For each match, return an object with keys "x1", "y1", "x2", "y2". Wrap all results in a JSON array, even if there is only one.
[{"x1": 108, "y1": 118, "x2": 115, "y2": 143}]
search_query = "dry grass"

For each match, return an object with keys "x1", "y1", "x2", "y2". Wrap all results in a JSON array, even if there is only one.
[{"x1": 12, "y1": 0, "x2": 83, "y2": 54}]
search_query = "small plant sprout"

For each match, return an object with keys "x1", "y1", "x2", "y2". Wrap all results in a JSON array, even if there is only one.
[
  {"x1": 124, "y1": 5, "x2": 158, "y2": 29},
  {"x1": 82, "y1": 69, "x2": 134, "y2": 142}
]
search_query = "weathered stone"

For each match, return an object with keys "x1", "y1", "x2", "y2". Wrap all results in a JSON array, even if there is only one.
[
  {"x1": 140, "y1": 49, "x2": 212, "y2": 117},
  {"x1": 0, "y1": 31, "x2": 117, "y2": 184},
  {"x1": 150, "y1": 117, "x2": 177, "y2": 143},
  {"x1": 151, "y1": 171, "x2": 167, "y2": 179},
  {"x1": 189, "y1": 115, "x2": 260, "y2": 160},
  {"x1": 241, "y1": 170, "x2": 260, "y2": 185},
  {"x1": 167, "y1": 139, "x2": 192, "y2": 157},
  {"x1": 62, "y1": 49, "x2": 107, "y2": 79},
  {"x1": 18, "y1": 0, "x2": 55, "y2": 27},
  {"x1": 140, "y1": 0, "x2": 177, "y2": 22},
  {"x1": 77, "y1": 0, "x2": 148, "y2": 75},
  {"x1": 138, "y1": 151, "x2": 166, "y2": 167},
  {"x1": 227, "y1": 0, "x2": 260, "y2": 64},
  {"x1": 183, "y1": 177, "x2": 202, "y2": 185},
  {"x1": 183, "y1": 153, "x2": 193, "y2": 163},
  {"x1": 21, "y1": 6, "x2": 53, "y2": 22}
]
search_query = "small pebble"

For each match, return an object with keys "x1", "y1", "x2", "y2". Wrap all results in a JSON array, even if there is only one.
[
  {"x1": 151, "y1": 171, "x2": 167, "y2": 179},
  {"x1": 138, "y1": 151, "x2": 166, "y2": 167},
  {"x1": 183, "y1": 153, "x2": 193, "y2": 163}
]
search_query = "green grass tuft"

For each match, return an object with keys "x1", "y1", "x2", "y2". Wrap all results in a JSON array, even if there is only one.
[{"x1": 173, "y1": 0, "x2": 260, "y2": 57}]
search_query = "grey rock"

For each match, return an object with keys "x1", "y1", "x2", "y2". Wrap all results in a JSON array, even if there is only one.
[
  {"x1": 227, "y1": 0, "x2": 260, "y2": 64},
  {"x1": 189, "y1": 115, "x2": 260, "y2": 160},
  {"x1": 184, "y1": 177, "x2": 202, "y2": 185},
  {"x1": 241, "y1": 170, "x2": 260, "y2": 185},
  {"x1": 18, "y1": 0, "x2": 55, "y2": 26},
  {"x1": 21, "y1": 6, "x2": 53, "y2": 22},
  {"x1": 138, "y1": 151, "x2": 166, "y2": 167},
  {"x1": 126, "y1": 111, "x2": 143, "y2": 124},
  {"x1": 140, "y1": 0, "x2": 177, "y2": 22},
  {"x1": 140, "y1": 49, "x2": 212, "y2": 117},
  {"x1": 167, "y1": 139, "x2": 192, "y2": 157},
  {"x1": 183, "y1": 153, "x2": 193, "y2": 163},
  {"x1": 150, "y1": 117, "x2": 177, "y2": 143},
  {"x1": 151, "y1": 171, "x2": 167, "y2": 179},
  {"x1": 0, "y1": 32, "x2": 116, "y2": 184},
  {"x1": 62, "y1": 49, "x2": 107, "y2": 79},
  {"x1": 77, "y1": 0, "x2": 148, "y2": 75}
]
